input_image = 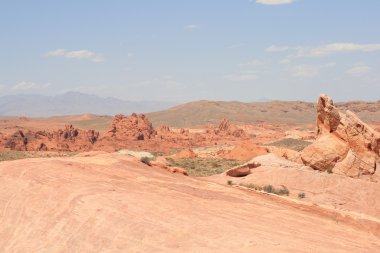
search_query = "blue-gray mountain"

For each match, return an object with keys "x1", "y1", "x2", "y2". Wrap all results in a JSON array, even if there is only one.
[{"x1": 0, "y1": 92, "x2": 177, "y2": 117}]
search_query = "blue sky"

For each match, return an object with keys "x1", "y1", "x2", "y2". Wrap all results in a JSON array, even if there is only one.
[{"x1": 1, "y1": 0, "x2": 380, "y2": 102}]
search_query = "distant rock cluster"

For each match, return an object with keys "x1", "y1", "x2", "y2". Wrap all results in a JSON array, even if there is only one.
[{"x1": 0, "y1": 114, "x2": 249, "y2": 152}]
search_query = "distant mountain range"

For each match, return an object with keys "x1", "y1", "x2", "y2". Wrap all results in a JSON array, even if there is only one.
[{"x1": 0, "y1": 92, "x2": 178, "y2": 117}]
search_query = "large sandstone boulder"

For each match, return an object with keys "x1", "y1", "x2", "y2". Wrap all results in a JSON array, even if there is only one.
[
  {"x1": 301, "y1": 94, "x2": 380, "y2": 177},
  {"x1": 226, "y1": 160, "x2": 261, "y2": 177},
  {"x1": 301, "y1": 135, "x2": 349, "y2": 171}
]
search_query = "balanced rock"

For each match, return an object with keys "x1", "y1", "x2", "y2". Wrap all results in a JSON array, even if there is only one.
[{"x1": 301, "y1": 94, "x2": 379, "y2": 177}]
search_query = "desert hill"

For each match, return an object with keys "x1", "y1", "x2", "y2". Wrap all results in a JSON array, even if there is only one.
[
  {"x1": 1, "y1": 97, "x2": 380, "y2": 130},
  {"x1": 147, "y1": 99, "x2": 380, "y2": 127},
  {"x1": 0, "y1": 152, "x2": 378, "y2": 252}
]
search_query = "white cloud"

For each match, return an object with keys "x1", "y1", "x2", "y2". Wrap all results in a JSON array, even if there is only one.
[
  {"x1": 224, "y1": 72, "x2": 258, "y2": 81},
  {"x1": 265, "y1": 45, "x2": 289, "y2": 52},
  {"x1": 184, "y1": 24, "x2": 199, "y2": 30},
  {"x1": 266, "y1": 43, "x2": 380, "y2": 57},
  {"x1": 45, "y1": 48, "x2": 104, "y2": 62},
  {"x1": 290, "y1": 62, "x2": 337, "y2": 78},
  {"x1": 346, "y1": 63, "x2": 371, "y2": 76},
  {"x1": 12, "y1": 81, "x2": 51, "y2": 90},
  {"x1": 297, "y1": 43, "x2": 380, "y2": 57},
  {"x1": 256, "y1": 0, "x2": 294, "y2": 5}
]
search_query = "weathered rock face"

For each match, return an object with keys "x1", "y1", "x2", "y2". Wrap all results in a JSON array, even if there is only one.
[
  {"x1": 301, "y1": 94, "x2": 379, "y2": 177},
  {"x1": 106, "y1": 114, "x2": 156, "y2": 141},
  {"x1": 4, "y1": 125, "x2": 99, "y2": 152}
]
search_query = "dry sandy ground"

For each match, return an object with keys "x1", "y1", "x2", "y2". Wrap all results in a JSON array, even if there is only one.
[{"x1": 0, "y1": 153, "x2": 379, "y2": 252}]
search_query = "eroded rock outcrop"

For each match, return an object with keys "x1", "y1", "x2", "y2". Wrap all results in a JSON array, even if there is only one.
[
  {"x1": 106, "y1": 113, "x2": 156, "y2": 140},
  {"x1": 4, "y1": 125, "x2": 99, "y2": 152},
  {"x1": 301, "y1": 94, "x2": 380, "y2": 177},
  {"x1": 215, "y1": 119, "x2": 247, "y2": 138}
]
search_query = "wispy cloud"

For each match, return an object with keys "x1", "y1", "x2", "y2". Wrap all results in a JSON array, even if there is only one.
[
  {"x1": 266, "y1": 43, "x2": 380, "y2": 57},
  {"x1": 256, "y1": 0, "x2": 294, "y2": 5},
  {"x1": 45, "y1": 48, "x2": 104, "y2": 62},
  {"x1": 224, "y1": 72, "x2": 258, "y2": 81},
  {"x1": 291, "y1": 62, "x2": 335, "y2": 78},
  {"x1": 265, "y1": 45, "x2": 289, "y2": 52},
  {"x1": 346, "y1": 63, "x2": 371, "y2": 76},
  {"x1": 12, "y1": 81, "x2": 51, "y2": 90},
  {"x1": 184, "y1": 24, "x2": 200, "y2": 30},
  {"x1": 296, "y1": 43, "x2": 380, "y2": 57}
]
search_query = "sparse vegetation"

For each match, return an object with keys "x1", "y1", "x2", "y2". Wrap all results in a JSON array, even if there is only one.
[
  {"x1": 298, "y1": 192, "x2": 306, "y2": 198},
  {"x1": 263, "y1": 184, "x2": 289, "y2": 196},
  {"x1": 227, "y1": 180, "x2": 234, "y2": 185},
  {"x1": 239, "y1": 183, "x2": 289, "y2": 196},
  {"x1": 239, "y1": 183, "x2": 262, "y2": 191},
  {"x1": 0, "y1": 150, "x2": 77, "y2": 162},
  {"x1": 140, "y1": 156, "x2": 153, "y2": 166},
  {"x1": 265, "y1": 138, "x2": 312, "y2": 151},
  {"x1": 166, "y1": 157, "x2": 242, "y2": 177},
  {"x1": 326, "y1": 165, "x2": 333, "y2": 174}
]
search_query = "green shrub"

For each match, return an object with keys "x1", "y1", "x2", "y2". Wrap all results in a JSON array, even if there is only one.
[
  {"x1": 276, "y1": 186, "x2": 290, "y2": 196},
  {"x1": 263, "y1": 184, "x2": 274, "y2": 193},
  {"x1": 298, "y1": 192, "x2": 306, "y2": 198},
  {"x1": 227, "y1": 180, "x2": 234, "y2": 185},
  {"x1": 140, "y1": 156, "x2": 152, "y2": 166}
]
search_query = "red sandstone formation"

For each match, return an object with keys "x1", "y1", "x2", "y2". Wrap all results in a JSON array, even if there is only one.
[
  {"x1": 106, "y1": 113, "x2": 156, "y2": 140},
  {"x1": 301, "y1": 94, "x2": 380, "y2": 177},
  {"x1": 0, "y1": 114, "x2": 250, "y2": 153},
  {"x1": 206, "y1": 119, "x2": 247, "y2": 139},
  {"x1": 4, "y1": 125, "x2": 99, "y2": 152},
  {"x1": 218, "y1": 141, "x2": 268, "y2": 160},
  {"x1": 96, "y1": 114, "x2": 249, "y2": 152},
  {"x1": 217, "y1": 118, "x2": 247, "y2": 138}
]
